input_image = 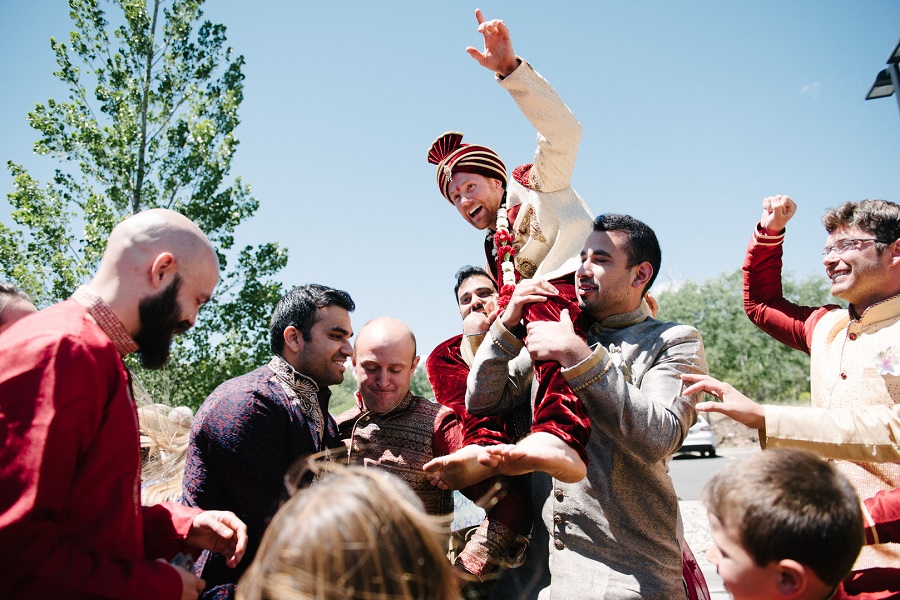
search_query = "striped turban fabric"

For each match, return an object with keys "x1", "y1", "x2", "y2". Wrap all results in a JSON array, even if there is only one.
[{"x1": 427, "y1": 132, "x2": 508, "y2": 203}]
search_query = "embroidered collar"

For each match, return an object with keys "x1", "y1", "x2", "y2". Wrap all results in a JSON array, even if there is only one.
[
  {"x1": 268, "y1": 354, "x2": 320, "y2": 395},
  {"x1": 268, "y1": 355, "x2": 327, "y2": 445},
  {"x1": 588, "y1": 304, "x2": 649, "y2": 335},
  {"x1": 848, "y1": 292, "x2": 900, "y2": 324},
  {"x1": 71, "y1": 286, "x2": 139, "y2": 357}
]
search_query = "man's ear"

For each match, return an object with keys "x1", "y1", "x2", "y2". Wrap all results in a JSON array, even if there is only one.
[
  {"x1": 410, "y1": 355, "x2": 421, "y2": 376},
  {"x1": 283, "y1": 325, "x2": 303, "y2": 353},
  {"x1": 150, "y1": 252, "x2": 176, "y2": 289},
  {"x1": 775, "y1": 559, "x2": 806, "y2": 598},
  {"x1": 887, "y1": 238, "x2": 900, "y2": 267},
  {"x1": 632, "y1": 262, "x2": 654, "y2": 290}
]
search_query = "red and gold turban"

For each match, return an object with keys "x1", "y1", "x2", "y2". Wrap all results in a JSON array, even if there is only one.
[{"x1": 427, "y1": 132, "x2": 507, "y2": 203}]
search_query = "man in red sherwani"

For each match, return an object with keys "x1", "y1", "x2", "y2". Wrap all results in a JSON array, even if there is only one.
[
  {"x1": 0, "y1": 209, "x2": 247, "y2": 600},
  {"x1": 426, "y1": 266, "x2": 531, "y2": 447}
]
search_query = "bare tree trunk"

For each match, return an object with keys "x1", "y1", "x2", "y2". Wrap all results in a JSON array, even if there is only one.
[{"x1": 133, "y1": 0, "x2": 160, "y2": 214}]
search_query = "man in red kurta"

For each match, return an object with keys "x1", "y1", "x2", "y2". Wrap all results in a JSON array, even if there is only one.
[
  {"x1": 0, "y1": 209, "x2": 247, "y2": 600},
  {"x1": 426, "y1": 266, "x2": 531, "y2": 447}
]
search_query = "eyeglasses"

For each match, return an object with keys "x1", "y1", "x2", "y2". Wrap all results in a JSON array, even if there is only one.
[{"x1": 821, "y1": 238, "x2": 890, "y2": 257}]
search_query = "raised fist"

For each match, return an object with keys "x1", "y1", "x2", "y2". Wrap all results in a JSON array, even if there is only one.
[{"x1": 760, "y1": 195, "x2": 796, "y2": 235}]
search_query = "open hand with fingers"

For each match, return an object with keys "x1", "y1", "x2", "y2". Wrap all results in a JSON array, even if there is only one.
[
  {"x1": 680, "y1": 373, "x2": 766, "y2": 430},
  {"x1": 466, "y1": 8, "x2": 519, "y2": 77},
  {"x1": 187, "y1": 510, "x2": 248, "y2": 569}
]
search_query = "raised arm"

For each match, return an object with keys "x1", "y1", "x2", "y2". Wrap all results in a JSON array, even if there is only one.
[
  {"x1": 468, "y1": 9, "x2": 581, "y2": 192},
  {"x1": 744, "y1": 195, "x2": 834, "y2": 353},
  {"x1": 466, "y1": 9, "x2": 518, "y2": 78}
]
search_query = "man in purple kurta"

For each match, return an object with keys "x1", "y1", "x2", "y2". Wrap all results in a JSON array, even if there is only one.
[{"x1": 183, "y1": 284, "x2": 355, "y2": 599}]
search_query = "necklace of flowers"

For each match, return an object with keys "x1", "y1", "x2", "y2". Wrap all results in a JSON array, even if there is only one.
[{"x1": 493, "y1": 194, "x2": 518, "y2": 315}]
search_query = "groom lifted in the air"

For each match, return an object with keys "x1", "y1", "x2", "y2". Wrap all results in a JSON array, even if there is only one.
[{"x1": 424, "y1": 9, "x2": 598, "y2": 486}]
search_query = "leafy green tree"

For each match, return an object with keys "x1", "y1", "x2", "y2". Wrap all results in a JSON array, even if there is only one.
[
  {"x1": 1, "y1": 0, "x2": 286, "y2": 409},
  {"x1": 410, "y1": 366, "x2": 435, "y2": 399},
  {"x1": 328, "y1": 369, "x2": 358, "y2": 417},
  {"x1": 656, "y1": 270, "x2": 838, "y2": 404}
]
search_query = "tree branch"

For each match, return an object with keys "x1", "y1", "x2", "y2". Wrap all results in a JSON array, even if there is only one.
[{"x1": 134, "y1": 0, "x2": 161, "y2": 214}]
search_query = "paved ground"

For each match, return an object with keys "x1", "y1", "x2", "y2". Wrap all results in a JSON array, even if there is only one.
[
  {"x1": 680, "y1": 499, "x2": 728, "y2": 599},
  {"x1": 676, "y1": 446, "x2": 761, "y2": 599}
]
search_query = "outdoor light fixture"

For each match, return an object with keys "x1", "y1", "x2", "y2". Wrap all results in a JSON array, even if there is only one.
[
  {"x1": 866, "y1": 69, "x2": 895, "y2": 100},
  {"x1": 865, "y1": 38, "x2": 900, "y2": 116}
]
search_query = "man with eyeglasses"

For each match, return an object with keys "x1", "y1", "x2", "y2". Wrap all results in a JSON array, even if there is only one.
[{"x1": 682, "y1": 195, "x2": 900, "y2": 599}]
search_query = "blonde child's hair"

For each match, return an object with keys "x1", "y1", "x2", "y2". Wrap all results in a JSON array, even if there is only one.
[
  {"x1": 137, "y1": 400, "x2": 193, "y2": 505},
  {"x1": 237, "y1": 465, "x2": 462, "y2": 600}
]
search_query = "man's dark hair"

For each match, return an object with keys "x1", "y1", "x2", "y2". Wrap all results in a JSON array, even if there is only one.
[
  {"x1": 592, "y1": 214, "x2": 661, "y2": 295},
  {"x1": 704, "y1": 448, "x2": 863, "y2": 587},
  {"x1": 822, "y1": 199, "x2": 900, "y2": 255},
  {"x1": 270, "y1": 284, "x2": 355, "y2": 355},
  {"x1": 453, "y1": 265, "x2": 496, "y2": 302}
]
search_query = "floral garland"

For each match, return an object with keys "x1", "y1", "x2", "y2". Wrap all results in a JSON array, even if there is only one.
[{"x1": 493, "y1": 200, "x2": 517, "y2": 315}]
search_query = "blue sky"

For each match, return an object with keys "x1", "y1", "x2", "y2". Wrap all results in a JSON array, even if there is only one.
[{"x1": 2, "y1": 1, "x2": 899, "y2": 357}]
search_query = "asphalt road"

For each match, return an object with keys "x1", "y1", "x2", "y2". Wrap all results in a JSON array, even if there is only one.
[{"x1": 669, "y1": 447, "x2": 758, "y2": 501}]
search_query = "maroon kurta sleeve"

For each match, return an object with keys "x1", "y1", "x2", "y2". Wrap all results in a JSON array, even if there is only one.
[
  {"x1": 427, "y1": 335, "x2": 513, "y2": 446},
  {"x1": 743, "y1": 225, "x2": 836, "y2": 353},
  {"x1": 142, "y1": 502, "x2": 202, "y2": 559},
  {"x1": 864, "y1": 488, "x2": 900, "y2": 546}
]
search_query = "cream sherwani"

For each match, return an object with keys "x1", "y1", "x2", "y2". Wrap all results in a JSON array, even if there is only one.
[
  {"x1": 492, "y1": 60, "x2": 593, "y2": 283},
  {"x1": 744, "y1": 226, "x2": 900, "y2": 573},
  {"x1": 764, "y1": 295, "x2": 900, "y2": 571}
]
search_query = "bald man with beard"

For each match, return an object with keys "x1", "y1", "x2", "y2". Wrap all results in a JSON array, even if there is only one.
[{"x1": 0, "y1": 209, "x2": 247, "y2": 600}]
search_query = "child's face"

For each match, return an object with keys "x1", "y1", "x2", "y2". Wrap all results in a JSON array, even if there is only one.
[{"x1": 707, "y1": 512, "x2": 780, "y2": 600}]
